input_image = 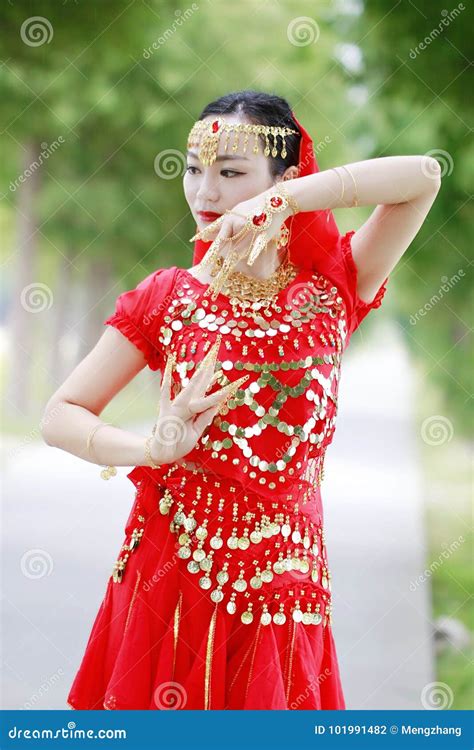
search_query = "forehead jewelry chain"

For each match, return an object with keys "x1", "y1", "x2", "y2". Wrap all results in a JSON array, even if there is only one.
[{"x1": 187, "y1": 116, "x2": 299, "y2": 166}]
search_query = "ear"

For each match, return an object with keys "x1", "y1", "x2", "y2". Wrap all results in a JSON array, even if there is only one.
[{"x1": 279, "y1": 165, "x2": 299, "y2": 181}]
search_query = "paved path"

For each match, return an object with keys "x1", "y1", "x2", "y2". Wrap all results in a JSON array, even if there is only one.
[
  {"x1": 325, "y1": 321, "x2": 435, "y2": 708},
  {"x1": 1, "y1": 320, "x2": 434, "y2": 709}
]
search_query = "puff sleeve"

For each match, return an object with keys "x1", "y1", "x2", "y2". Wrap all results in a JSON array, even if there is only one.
[
  {"x1": 103, "y1": 266, "x2": 177, "y2": 371},
  {"x1": 338, "y1": 230, "x2": 389, "y2": 338}
]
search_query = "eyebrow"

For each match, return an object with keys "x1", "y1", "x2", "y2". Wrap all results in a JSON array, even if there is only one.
[{"x1": 186, "y1": 150, "x2": 250, "y2": 162}]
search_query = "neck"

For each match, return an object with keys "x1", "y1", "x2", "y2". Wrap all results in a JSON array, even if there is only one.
[{"x1": 220, "y1": 237, "x2": 288, "y2": 280}]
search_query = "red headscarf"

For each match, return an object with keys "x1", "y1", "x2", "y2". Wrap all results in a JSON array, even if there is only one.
[{"x1": 192, "y1": 110, "x2": 341, "y2": 270}]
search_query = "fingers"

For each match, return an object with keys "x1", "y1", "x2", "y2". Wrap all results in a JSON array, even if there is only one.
[
  {"x1": 193, "y1": 402, "x2": 221, "y2": 435},
  {"x1": 189, "y1": 214, "x2": 226, "y2": 242},
  {"x1": 187, "y1": 373, "x2": 250, "y2": 415},
  {"x1": 185, "y1": 334, "x2": 223, "y2": 395},
  {"x1": 160, "y1": 350, "x2": 176, "y2": 409}
]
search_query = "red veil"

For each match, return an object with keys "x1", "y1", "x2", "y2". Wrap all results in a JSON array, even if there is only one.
[{"x1": 191, "y1": 111, "x2": 342, "y2": 271}]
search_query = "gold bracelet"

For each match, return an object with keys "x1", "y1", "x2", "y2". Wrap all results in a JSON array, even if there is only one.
[
  {"x1": 144, "y1": 435, "x2": 160, "y2": 469},
  {"x1": 86, "y1": 422, "x2": 117, "y2": 480},
  {"x1": 340, "y1": 165, "x2": 359, "y2": 207},
  {"x1": 277, "y1": 181, "x2": 300, "y2": 215},
  {"x1": 331, "y1": 167, "x2": 346, "y2": 204}
]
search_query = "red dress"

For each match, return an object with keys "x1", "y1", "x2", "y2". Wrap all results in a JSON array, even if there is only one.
[{"x1": 67, "y1": 230, "x2": 388, "y2": 710}]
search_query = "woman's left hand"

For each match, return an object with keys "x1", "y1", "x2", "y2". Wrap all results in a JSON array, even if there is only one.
[{"x1": 193, "y1": 188, "x2": 293, "y2": 257}]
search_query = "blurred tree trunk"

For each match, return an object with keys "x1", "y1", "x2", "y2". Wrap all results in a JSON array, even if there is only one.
[
  {"x1": 48, "y1": 254, "x2": 74, "y2": 385},
  {"x1": 5, "y1": 139, "x2": 42, "y2": 418},
  {"x1": 75, "y1": 258, "x2": 112, "y2": 364}
]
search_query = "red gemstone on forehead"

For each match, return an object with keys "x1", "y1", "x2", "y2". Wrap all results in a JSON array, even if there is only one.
[
  {"x1": 212, "y1": 120, "x2": 220, "y2": 133},
  {"x1": 270, "y1": 196, "x2": 283, "y2": 208},
  {"x1": 252, "y1": 212, "x2": 267, "y2": 226}
]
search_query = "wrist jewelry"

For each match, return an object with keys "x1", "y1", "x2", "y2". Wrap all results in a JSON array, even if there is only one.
[
  {"x1": 144, "y1": 435, "x2": 161, "y2": 469},
  {"x1": 189, "y1": 184, "x2": 300, "y2": 300},
  {"x1": 276, "y1": 181, "x2": 300, "y2": 215},
  {"x1": 86, "y1": 422, "x2": 117, "y2": 480}
]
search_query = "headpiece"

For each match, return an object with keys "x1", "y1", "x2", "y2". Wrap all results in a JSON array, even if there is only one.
[{"x1": 187, "y1": 116, "x2": 299, "y2": 166}]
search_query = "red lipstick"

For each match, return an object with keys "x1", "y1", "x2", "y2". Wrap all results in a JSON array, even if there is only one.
[{"x1": 198, "y1": 211, "x2": 222, "y2": 222}]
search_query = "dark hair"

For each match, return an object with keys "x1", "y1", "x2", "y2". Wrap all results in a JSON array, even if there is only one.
[{"x1": 197, "y1": 90, "x2": 301, "y2": 179}]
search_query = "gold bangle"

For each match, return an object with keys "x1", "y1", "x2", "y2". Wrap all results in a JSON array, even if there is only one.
[
  {"x1": 86, "y1": 422, "x2": 117, "y2": 480},
  {"x1": 144, "y1": 435, "x2": 160, "y2": 469},
  {"x1": 340, "y1": 165, "x2": 359, "y2": 207},
  {"x1": 331, "y1": 167, "x2": 345, "y2": 204},
  {"x1": 86, "y1": 422, "x2": 112, "y2": 457},
  {"x1": 277, "y1": 181, "x2": 300, "y2": 215}
]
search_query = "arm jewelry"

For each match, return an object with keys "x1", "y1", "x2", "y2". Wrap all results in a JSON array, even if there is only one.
[
  {"x1": 86, "y1": 421, "x2": 161, "y2": 480},
  {"x1": 331, "y1": 165, "x2": 359, "y2": 208}
]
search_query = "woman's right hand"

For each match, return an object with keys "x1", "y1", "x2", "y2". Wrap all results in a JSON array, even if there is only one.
[{"x1": 148, "y1": 334, "x2": 249, "y2": 466}]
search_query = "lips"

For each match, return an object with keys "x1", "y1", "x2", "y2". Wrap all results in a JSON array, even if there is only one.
[{"x1": 198, "y1": 211, "x2": 222, "y2": 221}]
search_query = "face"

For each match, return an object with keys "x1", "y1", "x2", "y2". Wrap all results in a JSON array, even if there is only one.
[{"x1": 183, "y1": 114, "x2": 297, "y2": 229}]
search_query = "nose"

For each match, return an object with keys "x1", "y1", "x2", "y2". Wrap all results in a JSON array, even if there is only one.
[{"x1": 195, "y1": 171, "x2": 220, "y2": 205}]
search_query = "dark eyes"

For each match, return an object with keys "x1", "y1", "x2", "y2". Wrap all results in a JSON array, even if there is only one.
[{"x1": 185, "y1": 166, "x2": 242, "y2": 178}]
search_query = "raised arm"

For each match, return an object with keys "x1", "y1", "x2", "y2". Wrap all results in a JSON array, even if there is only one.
[{"x1": 279, "y1": 155, "x2": 442, "y2": 301}]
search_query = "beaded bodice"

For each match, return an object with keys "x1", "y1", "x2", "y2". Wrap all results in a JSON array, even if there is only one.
[{"x1": 158, "y1": 267, "x2": 349, "y2": 502}]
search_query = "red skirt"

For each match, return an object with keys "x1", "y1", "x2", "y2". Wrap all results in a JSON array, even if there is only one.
[{"x1": 67, "y1": 462, "x2": 346, "y2": 710}]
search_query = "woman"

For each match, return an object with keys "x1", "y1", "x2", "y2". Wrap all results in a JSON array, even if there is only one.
[{"x1": 41, "y1": 90, "x2": 441, "y2": 710}]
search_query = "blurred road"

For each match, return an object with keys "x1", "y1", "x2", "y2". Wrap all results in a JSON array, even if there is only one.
[{"x1": 1, "y1": 320, "x2": 434, "y2": 709}]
